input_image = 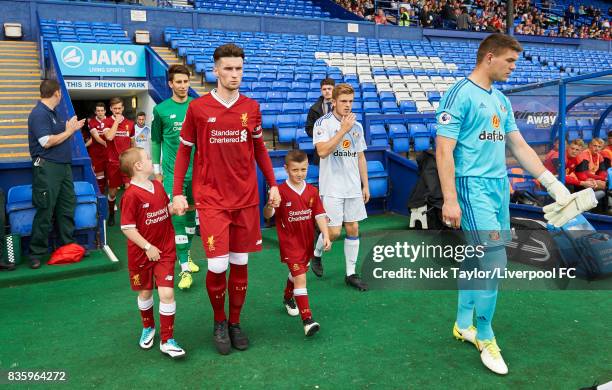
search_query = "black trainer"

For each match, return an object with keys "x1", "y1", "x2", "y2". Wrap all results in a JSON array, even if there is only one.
[
  {"x1": 228, "y1": 323, "x2": 249, "y2": 351},
  {"x1": 29, "y1": 257, "x2": 41, "y2": 269},
  {"x1": 345, "y1": 274, "x2": 368, "y2": 291},
  {"x1": 303, "y1": 318, "x2": 320, "y2": 337},
  {"x1": 311, "y1": 256, "x2": 323, "y2": 277},
  {"x1": 107, "y1": 213, "x2": 115, "y2": 227},
  {"x1": 0, "y1": 262, "x2": 15, "y2": 271},
  {"x1": 213, "y1": 320, "x2": 231, "y2": 355}
]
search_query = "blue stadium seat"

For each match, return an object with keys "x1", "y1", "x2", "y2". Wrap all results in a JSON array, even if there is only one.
[
  {"x1": 7, "y1": 182, "x2": 98, "y2": 237},
  {"x1": 381, "y1": 101, "x2": 400, "y2": 114},
  {"x1": 262, "y1": 114, "x2": 277, "y2": 129},
  {"x1": 363, "y1": 102, "x2": 381, "y2": 114},
  {"x1": 388, "y1": 124, "x2": 410, "y2": 153},
  {"x1": 367, "y1": 161, "x2": 388, "y2": 199},
  {"x1": 282, "y1": 102, "x2": 303, "y2": 114},
  {"x1": 295, "y1": 129, "x2": 313, "y2": 150},
  {"x1": 73, "y1": 182, "x2": 97, "y2": 230},
  {"x1": 287, "y1": 92, "x2": 307, "y2": 102},
  {"x1": 274, "y1": 167, "x2": 288, "y2": 184},
  {"x1": 400, "y1": 101, "x2": 417, "y2": 113},
  {"x1": 306, "y1": 165, "x2": 319, "y2": 185},
  {"x1": 369, "y1": 124, "x2": 388, "y2": 147},
  {"x1": 363, "y1": 92, "x2": 379, "y2": 102},
  {"x1": 6, "y1": 185, "x2": 35, "y2": 236},
  {"x1": 379, "y1": 92, "x2": 395, "y2": 102},
  {"x1": 266, "y1": 91, "x2": 287, "y2": 102},
  {"x1": 261, "y1": 102, "x2": 283, "y2": 115}
]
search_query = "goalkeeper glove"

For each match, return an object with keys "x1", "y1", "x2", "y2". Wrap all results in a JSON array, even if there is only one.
[
  {"x1": 537, "y1": 170, "x2": 572, "y2": 207},
  {"x1": 543, "y1": 188, "x2": 598, "y2": 227}
]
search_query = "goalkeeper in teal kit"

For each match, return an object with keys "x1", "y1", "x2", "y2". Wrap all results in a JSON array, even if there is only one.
[
  {"x1": 151, "y1": 64, "x2": 200, "y2": 290},
  {"x1": 435, "y1": 34, "x2": 574, "y2": 375}
]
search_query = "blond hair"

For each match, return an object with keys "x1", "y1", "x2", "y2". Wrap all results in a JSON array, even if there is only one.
[
  {"x1": 119, "y1": 147, "x2": 145, "y2": 177},
  {"x1": 332, "y1": 83, "x2": 355, "y2": 100}
]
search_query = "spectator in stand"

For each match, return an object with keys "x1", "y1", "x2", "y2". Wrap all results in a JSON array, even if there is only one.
[
  {"x1": 575, "y1": 138, "x2": 607, "y2": 191},
  {"x1": 457, "y1": 7, "x2": 470, "y2": 30},
  {"x1": 374, "y1": 8, "x2": 388, "y2": 24},
  {"x1": 399, "y1": 6, "x2": 411, "y2": 26},
  {"x1": 546, "y1": 139, "x2": 597, "y2": 192}
]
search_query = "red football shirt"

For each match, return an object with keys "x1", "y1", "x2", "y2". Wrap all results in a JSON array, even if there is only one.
[
  {"x1": 87, "y1": 116, "x2": 107, "y2": 161},
  {"x1": 120, "y1": 180, "x2": 176, "y2": 269},
  {"x1": 177, "y1": 92, "x2": 273, "y2": 209},
  {"x1": 274, "y1": 182, "x2": 326, "y2": 264},
  {"x1": 103, "y1": 116, "x2": 134, "y2": 162}
]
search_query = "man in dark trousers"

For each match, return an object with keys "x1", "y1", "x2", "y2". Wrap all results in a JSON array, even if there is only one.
[
  {"x1": 305, "y1": 78, "x2": 335, "y2": 165},
  {"x1": 27, "y1": 79, "x2": 85, "y2": 269}
]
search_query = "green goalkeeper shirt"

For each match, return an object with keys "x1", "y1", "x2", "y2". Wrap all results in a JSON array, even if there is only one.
[{"x1": 151, "y1": 96, "x2": 194, "y2": 183}]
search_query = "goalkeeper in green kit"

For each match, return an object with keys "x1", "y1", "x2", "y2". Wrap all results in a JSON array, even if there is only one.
[{"x1": 151, "y1": 64, "x2": 200, "y2": 290}]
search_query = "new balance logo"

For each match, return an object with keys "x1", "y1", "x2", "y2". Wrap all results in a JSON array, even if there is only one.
[
  {"x1": 256, "y1": 239, "x2": 262, "y2": 245},
  {"x1": 208, "y1": 117, "x2": 216, "y2": 123},
  {"x1": 142, "y1": 203, "x2": 149, "y2": 208},
  {"x1": 479, "y1": 103, "x2": 487, "y2": 109},
  {"x1": 165, "y1": 275, "x2": 173, "y2": 281},
  {"x1": 169, "y1": 114, "x2": 176, "y2": 119},
  {"x1": 286, "y1": 202, "x2": 292, "y2": 207}
]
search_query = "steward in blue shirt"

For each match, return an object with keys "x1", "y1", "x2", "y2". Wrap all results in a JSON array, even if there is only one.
[{"x1": 27, "y1": 79, "x2": 85, "y2": 269}]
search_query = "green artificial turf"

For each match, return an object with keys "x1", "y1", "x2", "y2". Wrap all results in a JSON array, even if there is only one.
[{"x1": 0, "y1": 214, "x2": 610, "y2": 389}]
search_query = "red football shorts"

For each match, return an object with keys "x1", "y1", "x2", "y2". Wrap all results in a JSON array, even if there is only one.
[
  {"x1": 128, "y1": 259, "x2": 175, "y2": 291},
  {"x1": 287, "y1": 262, "x2": 309, "y2": 277},
  {"x1": 197, "y1": 205, "x2": 262, "y2": 258},
  {"x1": 106, "y1": 161, "x2": 130, "y2": 188},
  {"x1": 91, "y1": 157, "x2": 107, "y2": 175}
]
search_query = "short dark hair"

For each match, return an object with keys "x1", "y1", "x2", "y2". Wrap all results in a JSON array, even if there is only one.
[
  {"x1": 320, "y1": 78, "x2": 335, "y2": 88},
  {"x1": 213, "y1": 43, "x2": 245, "y2": 63},
  {"x1": 168, "y1": 64, "x2": 191, "y2": 82},
  {"x1": 285, "y1": 150, "x2": 308, "y2": 165},
  {"x1": 40, "y1": 79, "x2": 60, "y2": 99},
  {"x1": 476, "y1": 33, "x2": 523, "y2": 64},
  {"x1": 109, "y1": 97, "x2": 123, "y2": 107},
  {"x1": 136, "y1": 111, "x2": 146, "y2": 118},
  {"x1": 95, "y1": 102, "x2": 105, "y2": 109}
]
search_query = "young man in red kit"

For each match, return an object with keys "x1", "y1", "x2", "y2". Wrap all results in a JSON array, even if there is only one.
[
  {"x1": 103, "y1": 97, "x2": 135, "y2": 226},
  {"x1": 87, "y1": 102, "x2": 109, "y2": 194},
  {"x1": 263, "y1": 150, "x2": 330, "y2": 336},
  {"x1": 172, "y1": 43, "x2": 281, "y2": 355},
  {"x1": 120, "y1": 147, "x2": 185, "y2": 359}
]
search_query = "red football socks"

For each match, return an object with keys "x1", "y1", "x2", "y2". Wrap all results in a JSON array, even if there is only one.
[
  {"x1": 206, "y1": 270, "x2": 227, "y2": 322},
  {"x1": 228, "y1": 263, "x2": 248, "y2": 324}
]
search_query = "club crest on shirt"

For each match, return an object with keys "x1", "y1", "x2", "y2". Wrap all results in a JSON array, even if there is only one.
[
  {"x1": 241, "y1": 113, "x2": 248, "y2": 127},
  {"x1": 286, "y1": 201, "x2": 292, "y2": 207},
  {"x1": 500, "y1": 104, "x2": 507, "y2": 113},
  {"x1": 352, "y1": 131, "x2": 360, "y2": 138},
  {"x1": 342, "y1": 139, "x2": 351, "y2": 149},
  {"x1": 438, "y1": 112, "x2": 452, "y2": 125},
  {"x1": 492, "y1": 114, "x2": 500, "y2": 129},
  {"x1": 308, "y1": 197, "x2": 314, "y2": 207},
  {"x1": 207, "y1": 235, "x2": 215, "y2": 252}
]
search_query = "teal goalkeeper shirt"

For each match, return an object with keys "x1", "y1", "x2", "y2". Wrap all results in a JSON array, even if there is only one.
[{"x1": 435, "y1": 78, "x2": 519, "y2": 178}]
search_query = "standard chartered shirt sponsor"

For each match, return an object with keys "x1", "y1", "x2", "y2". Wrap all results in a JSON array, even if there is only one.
[
  {"x1": 209, "y1": 129, "x2": 248, "y2": 143},
  {"x1": 145, "y1": 207, "x2": 169, "y2": 225},
  {"x1": 288, "y1": 209, "x2": 312, "y2": 222}
]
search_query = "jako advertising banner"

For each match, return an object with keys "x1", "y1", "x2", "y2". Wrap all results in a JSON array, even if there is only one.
[{"x1": 51, "y1": 42, "x2": 146, "y2": 78}]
